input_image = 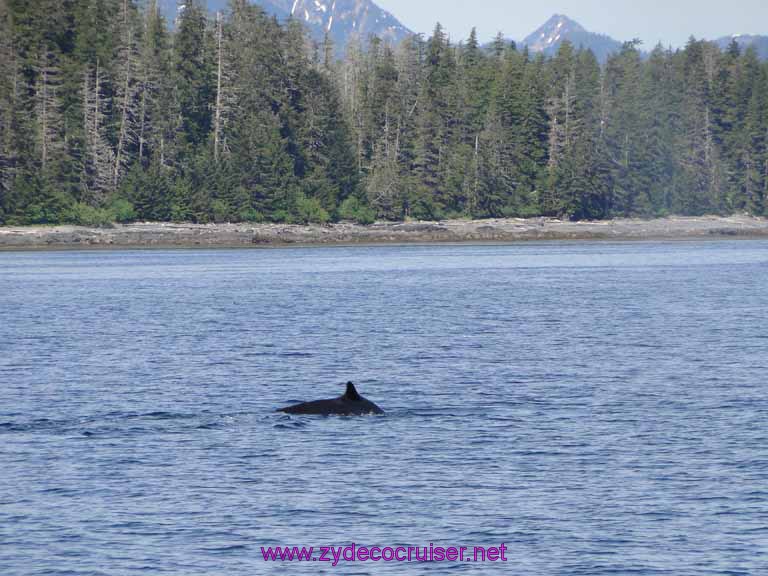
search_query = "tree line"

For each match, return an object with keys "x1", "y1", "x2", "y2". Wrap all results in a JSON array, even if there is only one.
[{"x1": 1, "y1": 0, "x2": 767, "y2": 226}]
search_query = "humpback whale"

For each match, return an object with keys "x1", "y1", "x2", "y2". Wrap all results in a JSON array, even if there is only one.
[{"x1": 277, "y1": 382, "x2": 385, "y2": 416}]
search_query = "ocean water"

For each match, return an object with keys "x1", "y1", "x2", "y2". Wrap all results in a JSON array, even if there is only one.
[{"x1": 1, "y1": 241, "x2": 767, "y2": 575}]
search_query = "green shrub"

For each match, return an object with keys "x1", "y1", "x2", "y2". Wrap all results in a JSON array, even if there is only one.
[
  {"x1": 518, "y1": 204, "x2": 542, "y2": 218},
  {"x1": 410, "y1": 197, "x2": 445, "y2": 221},
  {"x1": 238, "y1": 208, "x2": 264, "y2": 223},
  {"x1": 170, "y1": 202, "x2": 190, "y2": 223},
  {"x1": 24, "y1": 203, "x2": 58, "y2": 224},
  {"x1": 211, "y1": 199, "x2": 230, "y2": 223},
  {"x1": 66, "y1": 202, "x2": 113, "y2": 227},
  {"x1": 269, "y1": 209, "x2": 293, "y2": 224},
  {"x1": 338, "y1": 196, "x2": 376, "y2": 225},
  {"x1": 500, "y1": 204, "x2": 519, "y2": 218},
  {"x1": 109, "y1": 198, "x2": 136, "y2": 223},
  {"x1": 21, "y1": 187, "x2": 73, "y2": 224},
  {"x1": 295, "y1": 195, "x2": 330, "y2": 224},
  {"x1": 444, "y1": 210, "x2": 470, "y2": 221}
]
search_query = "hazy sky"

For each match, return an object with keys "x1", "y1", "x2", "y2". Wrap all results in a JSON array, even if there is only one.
[{"x1": 374, "y1": 0, "x2": 768, "y2": 47}]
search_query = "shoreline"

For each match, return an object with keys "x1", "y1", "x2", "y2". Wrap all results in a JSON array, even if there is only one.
[{"x1": 1, "y1": 215, "x2": 768, "y2": 250}]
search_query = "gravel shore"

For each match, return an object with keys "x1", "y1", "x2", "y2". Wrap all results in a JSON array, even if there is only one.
[{"x1": 2, "y1": 215, "x2": 768, "y2": 250}]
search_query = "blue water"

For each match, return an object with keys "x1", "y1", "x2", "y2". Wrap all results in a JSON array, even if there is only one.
[{"x1": 1, "y1": 241, "x2": 767, "y2": 575}]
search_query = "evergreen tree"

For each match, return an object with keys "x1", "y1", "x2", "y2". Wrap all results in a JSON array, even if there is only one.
[
  {"x1": 136, "y1": 0, "x2": 173, "y2": 168},
  {"x1": 639, "y1": 45, "x2": 677, "y2": 215},
  {"x1": 674, "y1": 39, "x2": 725, "y2": 215},
  {"x1": 542, "y1": 41, "x2": 577, "y2": 216},
  {"x1": 411, "y1": 23, "x2": 456, "y2": 218},
  {"x1": 111, "y1": 0, "x2": 141, "y2": 189},
  {"x1": 352, "y1": 40, "x2": 401, "y2": 217},
  {"x1": 602, "y1": 41, "x2": 651, "y2": 215},
  {"x1": 563, "y1": 49, "x2": 609, "y2": 219},
  {"x1": 174, "y1": 0, "x2": 213, "y2": 152},
  {"x1": 0, "y1": 0, "x2": 17, "y2": 221},
  {"x1": 1, "y1": 6, "x2": 767, "y2": 226}
]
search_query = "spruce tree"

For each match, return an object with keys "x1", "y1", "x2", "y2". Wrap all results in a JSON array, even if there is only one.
[{"x1": 0, "y1": 0, "x2": 17, "y2": 221}]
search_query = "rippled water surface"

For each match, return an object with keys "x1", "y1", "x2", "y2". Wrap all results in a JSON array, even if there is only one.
[{"x1": 1, "y1": 241, "x2": 768, "y2": 575}]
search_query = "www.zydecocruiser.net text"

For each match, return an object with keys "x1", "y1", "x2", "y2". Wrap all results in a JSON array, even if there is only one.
[{"x1": 261, "y1": 543, "x2": 509, "y2": 565}]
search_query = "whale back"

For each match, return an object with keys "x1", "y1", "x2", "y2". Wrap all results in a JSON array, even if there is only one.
[{"x1": 277, "y1": 382, "x2": 384, "y2": 416}]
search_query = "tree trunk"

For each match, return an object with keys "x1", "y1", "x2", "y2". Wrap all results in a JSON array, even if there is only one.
[{"x1": 213, "y1": 12, "x2": 224, "y2": 162}]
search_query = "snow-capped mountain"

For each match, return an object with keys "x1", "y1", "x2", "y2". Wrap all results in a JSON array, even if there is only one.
[
  {"x1": 159, "y1": 0, "x2": 412, "y2": 51},
  {"x1": 158, "y1": 4, "x2": 768, "y2": 63},
  {"x1": 715, "y1": 34, "x2": 768, "y2": 59},
  {"x1": 518, "y1": 15, "x2": 768, "y2": 63},
  {"x1": 521, "y1": 14, "x2": 623, "y2": 63},
  {"x1": 273, "y1": 0, "x2": 411, "y2": 46}
]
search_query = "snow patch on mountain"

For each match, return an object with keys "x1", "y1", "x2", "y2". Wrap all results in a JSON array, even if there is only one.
[
  {"x1": 158, "y1": 0, "x2": 412, "y2": 54},
  {"x1": 521, "y1": 14, "x2": 622, "y2": 64},
  {"x1": 715, "y1": 34, "x2": 768, "y2": 59}
]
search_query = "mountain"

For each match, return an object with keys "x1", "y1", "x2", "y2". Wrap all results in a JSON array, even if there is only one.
[
  {"x1": 521, "y1": 14, "x2": 623, "y2": 63},
  {"x1": 158, "y1": 4, "x2": 767, "y2": 63},
  {"x1": 158, "y1": 0, "x2": 412, "y2": 50},
  {"x1": 518, "y1": 15, "x2": 768, "y2": 63},
  {"x1": 715, "y1": 34, "x2": 768, "y2": 59}
]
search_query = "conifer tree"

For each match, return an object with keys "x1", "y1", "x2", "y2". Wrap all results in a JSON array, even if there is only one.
[
  {"x1": 112, "y1": 0, "x2": 141, "y2": 189},
  {"x1": 34, "y1": 48, "x2": 64, "y2": 176},
  {"x1": 542, "y1": 41, "x2": 577, "y2": 216},
  {"x1": 135, "y1": 0, "x2": 172, "y2": 167},
  {"x1": 82, "y1": 61, "x2": 116, "y2": 203},
  {"x1": 602, "y1": 41, "x2": 649, "y2": 215},
  {"x1": 675, "y1": 39, "x2": 725, "y2": 214},
  {"x1": 174, "y1": 0, "x2": 213, "y2": 150},
  {"x1": 1, "y1": 4, "x2": 767, "y2": 226},
  {"x1": 0, "y1": 0, "x2": 17, "y2": 220}
]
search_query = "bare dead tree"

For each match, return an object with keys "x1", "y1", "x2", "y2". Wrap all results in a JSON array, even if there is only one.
[
  {"x1": 546, "y1": 70, "x2": 576, "y2": 172},
  {"x1": 212, "y1": 11, "x2": 235, "y2": 162},
  {"x1": 136, "y1": 0, "x2": 156, "y2": 165},
  {"x1": 35, "y1": 49, "x2": 63, "y2": 173},
  {"x1": 82, "y1": 62, "x2": 115, "y2": 203},
  {"x1": 113, "y1": 0, "x2": 141, "y2": 188}
]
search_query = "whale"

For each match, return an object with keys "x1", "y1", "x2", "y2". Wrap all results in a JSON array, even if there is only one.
[{"x1": 277, "y1": 382, "x2": 385, "y2": 416}]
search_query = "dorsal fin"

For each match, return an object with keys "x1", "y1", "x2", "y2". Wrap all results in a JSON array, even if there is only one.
[{"x1": 343, "y1": 381, "x2": 362, "y2": 401}]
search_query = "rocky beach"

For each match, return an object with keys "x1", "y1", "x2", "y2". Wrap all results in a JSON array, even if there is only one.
[{"x1": 2, "y1": 215, "x2": 768, "y2": 250}]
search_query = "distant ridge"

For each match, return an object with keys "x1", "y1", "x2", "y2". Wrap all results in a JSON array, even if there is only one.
[
  {"x1": 520, "y1": 14, "x2": 623, "y2": 63},
  {"x1": 158, "y1": 0, "x2": 412, "y2": 51},
  {"x1": 715, "y1": 34, "x2": 768, "y2": 59},
  {"x1": 157, "y1": 3, "x2": 768, "y2": 62},
  {"x1": 514, "y1": 14, "x2": 768, "y2": 63}
]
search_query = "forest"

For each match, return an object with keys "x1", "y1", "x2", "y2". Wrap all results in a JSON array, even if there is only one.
[{"x1": 1, "y1": 0, "x2": 767, "y2": 226}]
